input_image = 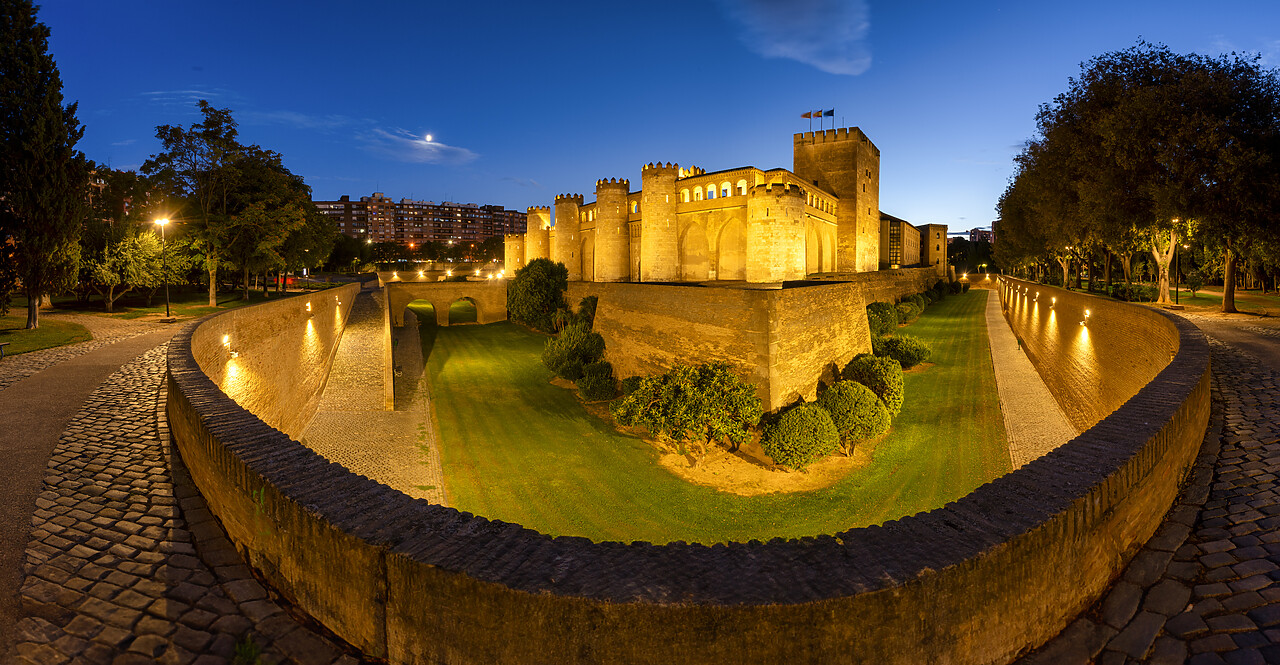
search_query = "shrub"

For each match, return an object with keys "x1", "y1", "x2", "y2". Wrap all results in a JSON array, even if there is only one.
[
  {"x1": 620, "y1": 375, "x2": 643, "y2": 395},
  {"x1": 841, "y1": 353, "x2": 904, "y2": 416},
  {"x1": 576, "y1": 361, "x2": 616, "y2": 401},
  {"x1": 761, "y1": 404, "x2": 839, "y2": 469},
  {"x1": 895, "y1": 302, "x2": 919, "y2": 324},
  {"x1": 542, "y1": 321, "x2": 605, "y2": 379},
  {"x1": 1187, "y1": 270, "x2": 1204, "y2": 296},
  {"x1": 880, "y1": 335, "x2": 932, "y2": 369},
  {"x1": 921, "y1": 290, "x2": 937, "y2": 305},
  {"x1": 507, "y1": 258, "x2": 568, "y2": 332},
  {"x1": 815, "y1": 381, "x2": 890, "y2": 454},
  {"x1": 577, "y1": 295, "x2": 598, "y2": 328},
  {"x1": 961, "y1": 282, "x2": 971, "y2": 293},
  {"x1": 443, "y1": 274, "x2": 468, "y2": 282},
  {"x1": 909, "y1": 293, "x2": 928, "y2": 310},
  {"x1": 948, "y1": 281, "x2": 963, "y2": 295},
  {"x1": 866, "y1": 301, "x2": 899, "y2": 336},
  {"x1": 610, "y1": 362, "x2": 763, "y2": 464},
  {"x1": 1114, "y1": 283, "x2": 1157, "y2": 302}
]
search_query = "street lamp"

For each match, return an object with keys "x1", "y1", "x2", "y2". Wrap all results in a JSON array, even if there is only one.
[
  {"x1": 154, "y1": 218, "x2": 171, "y2": 318},
  {"x1": 1175, "y1": 243, "x2": 1189, "y2": 305}
]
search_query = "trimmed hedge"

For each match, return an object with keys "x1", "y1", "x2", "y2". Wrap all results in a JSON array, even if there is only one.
[
  {"x1": 895, "y1": 302, "x2": 920, "y2": 324},
  {"x1": 841, "y1": 353, "x2": 905, "y2": 416},
  {"x1": 815, "y1": 381, "x2": 890, "y2": 453},
  {"x1": 879, "y1": 334, "x2": 932, "y2": 369},
  {"x1": 761, "y1": 404, "x2": 839, "y2": 469},
  {"x1": 866, "y1": 301, "x2": 899, "y2": 337}
]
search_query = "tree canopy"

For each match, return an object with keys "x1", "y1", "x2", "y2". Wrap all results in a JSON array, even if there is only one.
[{"x1": 996, "y1": 42, "x2": 1280, "y2": 310}]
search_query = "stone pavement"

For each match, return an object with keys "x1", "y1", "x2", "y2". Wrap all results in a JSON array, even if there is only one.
[
  {"x1": 6, "y1": 343, "x2": 361, "y2": 665},
  {"x1": 299, "y1": 292, "x2": 446, "y2": 505},
  {"x1": 985, "y1": 289, "x2": 1079, "y2": 469},
  {"x1": 1021, "y1": 328, "x2": 1280, "y2": 664},
  {"x1": 0, "y1": 314, "x2": 167, "y2": 393}
]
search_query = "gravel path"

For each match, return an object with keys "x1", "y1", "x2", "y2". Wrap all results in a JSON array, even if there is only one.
[{"x1": 985, "y1": 289, "x2": 1078, "y2": 469}]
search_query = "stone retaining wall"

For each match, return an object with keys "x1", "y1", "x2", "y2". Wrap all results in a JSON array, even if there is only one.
[{"x1": 166, "y1": 276, "x2": 1210, "y2": 664}]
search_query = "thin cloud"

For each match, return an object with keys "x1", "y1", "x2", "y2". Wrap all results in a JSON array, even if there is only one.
[
  {"x1": 360, "y1": 128, "x2": 478, "y2": 165},
  {"x1": 713, "y1": 0, "x2": 871, "y2": 76},
  {"x1": 110, "y1": 139, "x2": 136, "y2": 147},
  {"x1": 501, "y1": 176, "x2": 542, "y2": 188},
  {"x1": 242, "y1": 110, "x2": 355, "y2": 131}
]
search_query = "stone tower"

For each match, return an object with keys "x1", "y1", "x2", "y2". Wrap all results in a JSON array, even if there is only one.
[
  {"x1": 640, "y1": 162, "x2": 679, "y2": 282},
  {"x1": 553, "y1": 194, "x2": 583, "y2": 281},
  {"x1": 594, "y1": 178, "x2": 631, "y2": 282},
  {"x1": 504, "y1": 234, "x2": 525, "y2": 272},
  {"x1": 745, "y1": 183, "x2": 807, "y2": 282},
  {"x1": 793, "y1": 127, "x2": 880, "y2": 273},
  {"x1": 524, "y1": 206, "x2": 550, "y2": 264}
]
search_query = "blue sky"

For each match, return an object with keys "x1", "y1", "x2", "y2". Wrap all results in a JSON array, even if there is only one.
[{"x1": 39, "y1": 0, "x2": 1280, "y2": 233}]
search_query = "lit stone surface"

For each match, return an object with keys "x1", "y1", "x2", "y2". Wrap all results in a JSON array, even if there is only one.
[
  {"x1": 9, "y1": 345, "x2": 353, "y2": 665},
  {"x1": 1020, "y1": 337, "x2": 1280, "y2": 664},
  {"x1": 984, "y1": 290, "x2": 1078, "y2": 468}
]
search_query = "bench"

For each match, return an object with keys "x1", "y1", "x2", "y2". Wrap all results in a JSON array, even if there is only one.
[{"x1": 0, "y1": 341, "x2": 9, "y2": 359}]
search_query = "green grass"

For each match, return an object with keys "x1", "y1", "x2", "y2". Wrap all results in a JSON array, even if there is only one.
[
  {"x1": 448, "y1": 299, "x2": 477, "y2": 324},
  {"x1": 0, "y1": 315, "x2": 92, "y2": 355},
  {"x1": 13, "y1": 287, "x2": 303, "y2": 320},
  {"x1": 419, "y1": 290, "x2": 1010, "y2": 544}
]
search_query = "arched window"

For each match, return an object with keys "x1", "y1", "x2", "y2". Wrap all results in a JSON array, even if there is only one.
[
  {"x1": 631, "y1": 201, "x2": 638, "y2": 214},
  {"x1": 694, "y1": 189, "x2": 702, "y2": 201},
  {"x1": 721, "y1": 182, "x2": 731, "y2": 198},
  {"x1": 681, "y1": 189, "x2": 690, "y2": 203},
  {"x1": 706, "y1": 185, "x2": 715, "y2": 200},
  {"x1": 737, "y1": 180, "x2": 748, "y2": 195}
]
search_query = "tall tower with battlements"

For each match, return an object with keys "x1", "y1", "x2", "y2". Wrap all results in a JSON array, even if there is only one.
[
  {"x1": 639, "y1": 163, "x2": 679, "y2": 282},
  {"x1": 793, "y1": 127, "x2": 880, "y2": 273},
  {"x1": 594, "y1": 178, "x2": 631, "y2": 282},
  {"x1": 523, "y1": 206, "x2": 550, "y2": 264},
  {"x1": 553, "y1": 194, "x2": 583, "y2": 281}
]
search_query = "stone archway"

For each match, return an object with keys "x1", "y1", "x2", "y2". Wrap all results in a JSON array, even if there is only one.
[
  {"x1": 680, "y1": 224, "x2": 709, "y2": 281},
  {"x1": 716, "y1": 220, "x2": 746, "y2": 281},
  {"x1": 581, "y1": 235, "x2": 595, "y2": 282},
  {"x1": 448, "y1": 297, "x2": 478, "y2": 325}
]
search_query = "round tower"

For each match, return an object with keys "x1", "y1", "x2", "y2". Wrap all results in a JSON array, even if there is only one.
[
  {"x1": 639, "y1": 162, "x2": 679, "y2": 282},
  {"x1": 524, "y1": 206, "x2": 551, "y2": 264},
  {"x1": 553, "y1": 194, "x2": 584, "y2": 281},
  {"x1": 504, "y1": 233, "x2": 526, "y2": 273},
  {"x1": 746, "y1": 183, "x2": 807, "y2": 283},
  {"x1": 594, "y1": 178, "x2": 631, "y2": 282}
]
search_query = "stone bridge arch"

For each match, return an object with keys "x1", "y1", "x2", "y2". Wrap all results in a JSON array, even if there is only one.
[{"x1": 385, "y1": 282, "x2": 508, "y2": 327}]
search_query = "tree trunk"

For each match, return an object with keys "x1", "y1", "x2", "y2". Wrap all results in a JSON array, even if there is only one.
[
  {"x1": 1058, "y1": 257, "x2": 1070, "y2": 289},
  {"x1": 1104, "y1": 252, "x2": 1113, "y2": 295},
  {"x1": 262, "y1": 271, "x2": 269, "y2": 298},
  {"x1": 206, "y1": 248, "x2": 218, "y2": 307},
  {"x1": 1151, "y1": 231, "x2": 1178, "y2": 305},
  {"x1": 243, "y1": 265, "x2": 251, "y2": 301},
  {"x1": 25, "y1": 285, "x2": 39, "y2": 329},
  {"x1": 1223, "y1": 243, "x2": 1238, "y2": 313},
  {"x1": 103, "y1": 286, "x2": 115, "y2": 313}
]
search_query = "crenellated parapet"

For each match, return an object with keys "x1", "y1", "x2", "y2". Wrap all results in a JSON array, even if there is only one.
[
  {"x1": 746, "y1": 182, "x2": 808, "y2": 282},
  {"x1": 553, "y1": 194, "x2": 583, "y2": 280},
  {"x1": 748, "y1": 182, "x2": 807, "y2": 199},
  {"x1": 524, "y1": 207, "x2": 551, "y2": 263},
  {"x1": 677, "y1": 165, "x2": 705, "y2": 178},
  {"x1": 554, "y1": 193, "x2": 585, "y2": 205},
  {"x1": 641, "y1": 162, "x2": 679, "y2": 177},
  {"x1": 595, "y1": 177, "x2": 630, "y2": 192},
  {"x1": 640, "y1": 162, "x2": 679, "y2": 281}
]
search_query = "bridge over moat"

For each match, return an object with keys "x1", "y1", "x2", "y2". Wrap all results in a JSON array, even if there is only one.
[{"x1": 383, "y1": 280, "x2": 508, "y2": 327}]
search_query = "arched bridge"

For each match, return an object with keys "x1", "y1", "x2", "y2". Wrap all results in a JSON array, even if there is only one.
[{"x1": 384, "y1": 281, "x2": 508, "y2": 327}]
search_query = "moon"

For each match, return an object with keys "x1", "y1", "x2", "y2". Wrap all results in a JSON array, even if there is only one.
[{"x1": 424, "y1": 134, "x2": 433, "y2": 142}]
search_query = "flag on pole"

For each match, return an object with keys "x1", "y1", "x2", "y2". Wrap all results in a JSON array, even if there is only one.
[
  {"x1": 824, "y1": 109, "x2": 834, "y2": 117},
  {"x1": 801, "y1": 111, "x2": 813, "y2": 119}
]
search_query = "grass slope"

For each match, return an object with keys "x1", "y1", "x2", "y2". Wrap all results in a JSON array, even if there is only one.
[
  {"x1": 420, "y1": 290, "x2": 1010, "y2": 545},
  {"x1": 0, "y1": 316, "x2": 92, "y2": 355}
]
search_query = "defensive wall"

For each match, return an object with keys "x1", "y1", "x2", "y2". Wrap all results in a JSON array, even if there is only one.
[{"x1": 165, "y1": 274, "x2": 1210, "y2": 664}]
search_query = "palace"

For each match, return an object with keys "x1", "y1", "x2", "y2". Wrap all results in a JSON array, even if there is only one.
[{"x1": 505, "y1": 127, "x2": 937, "y2": 283}]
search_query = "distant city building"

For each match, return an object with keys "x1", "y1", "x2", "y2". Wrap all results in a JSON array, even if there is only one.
[
  {"x1": 315, "y1": 193, "x2": 527, "y2": 247},
  {"x1": 918, "y1": 223, "x2": 947, "y2": 272},
  {"x1": 969, "y1": 227, "x2": 994, "y2": 244},
  {"x1": 879, "y1": 212, "x2": 920, "y2": 269}
]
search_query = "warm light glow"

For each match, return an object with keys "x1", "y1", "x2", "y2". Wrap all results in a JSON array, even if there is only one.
[
  {"x1": 418, "y1": 270, "x2": 424, "y2": 277},
  {"x1": 446, "y1": 270, "x2": 453, "y2": 277},
  {"x1": 475, "y1": 269, "x2": 481, "y2": 276},
  {"x1": 154, "y1": 218, "x2": 170, "y2": 227},
  {"x1": 393, "y1": 271, "x2": 398, "y2": 278},
  {"x1": 306, "y1": 302, "x2": 312, "y2": 312},
  {"x1": 222, "y1": 334, "x2": 230, "y2": 346},
  {"x1": 1085, "y1": 309, "x2": 1091, "y2": 317}
]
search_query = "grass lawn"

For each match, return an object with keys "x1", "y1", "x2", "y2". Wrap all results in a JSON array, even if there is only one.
[
  {"x1": 419, "y1": 289, "x2": 1010, "y2": 544},
  {"x1": 0, "y1": 315, "x2": 92, "y2": 355},
  {"x1": 14, "y1": 287, "x2": 305, "y2": 321}
]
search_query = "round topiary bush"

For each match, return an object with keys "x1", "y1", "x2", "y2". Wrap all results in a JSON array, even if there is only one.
[
  {"x1": 866, "y1": 301, "x2": 899, "y2": 337},
  {"x1": 895, "y1": 302, "x2": 919, "y2": 324},
  {"x1": 761, "y1": 404, "x2": 839, "y2": 469},
  {"x1": 815, "y1": 381, "x2": 890, "y2": 453},
  {"x1": 909, "y1": 293, "x2": 928, "y2": 310},
  {"x1": 881, "y1": 334, "x2": 932, "y2": 369},
  {"x1": 841, "y1": 353, "x2": 905, "y2": 415}
]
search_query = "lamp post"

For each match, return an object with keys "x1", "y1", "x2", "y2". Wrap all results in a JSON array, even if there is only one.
[{"x1": 155, "y1": 218, "x2": 170, "y2": 318}]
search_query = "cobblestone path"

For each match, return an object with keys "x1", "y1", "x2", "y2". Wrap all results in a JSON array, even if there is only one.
[
  {"x1": 986, "y1": 289, "x2": 1078, "y2": 469},
  {"x1": 1022, "y1": 337, "x2": 1280, "y2": 664},
  {"x1": 0, "y1": 315, "x2": 166, "y2": 393},
  {"x1": 299, "y1": 291, "x2": 446, "y2": 505},
  {"x1": 7, "y1": 344, "x2": 360, "y2": 665}
]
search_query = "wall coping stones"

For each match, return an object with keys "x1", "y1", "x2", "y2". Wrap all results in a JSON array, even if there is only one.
[{"x1": 166, "y1": 278, "x2": 1211, "y2": 664}]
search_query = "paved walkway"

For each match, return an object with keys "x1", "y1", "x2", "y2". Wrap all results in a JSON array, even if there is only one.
[
  {"x1": 299, "y1": 291, "x2": 446, "y2": 505},
  {"x1": 985, "y1": 289, "x2": 1078, "y2": 469},
  {"x1": 4, "y1": 343, "x2": 360, "y2": 665},
  {"x1": 1021, "y1": 317, "x2": 1280, "y2": 664},
  {"x1": 0, "y1": 315, "x2": 167, "y2": 393}
]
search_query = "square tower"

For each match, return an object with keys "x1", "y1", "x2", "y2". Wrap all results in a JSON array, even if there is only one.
[{"x1": 793, "y1": 127, "x2": 880, "y2": 272}]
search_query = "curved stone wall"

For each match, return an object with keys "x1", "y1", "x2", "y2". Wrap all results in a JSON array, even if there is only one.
[{"x1": 167, "y1": 279, "x2": 1210, "y2": 664}]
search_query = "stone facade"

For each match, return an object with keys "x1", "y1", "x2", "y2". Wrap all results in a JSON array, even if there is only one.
[{"x1": 793, "y1": 127, "x2": 881, "y2": 273}]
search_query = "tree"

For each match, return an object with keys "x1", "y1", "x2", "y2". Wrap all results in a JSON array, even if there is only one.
[
  {"x1": 507, "y1": 258, "x2": 568, "y2": 332},
  {"x1": 0, "y1": 0, "x2": 90, "y2": 328},
  {"x1": 221, "y1": 146, "x2": 312, "y2": 300},
  {"x1": 86, "y1": 232, "x2": 161, "y2": 312},
  {"x1": 142, "y1": 101, "x2": 243, "y2": 307}
]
